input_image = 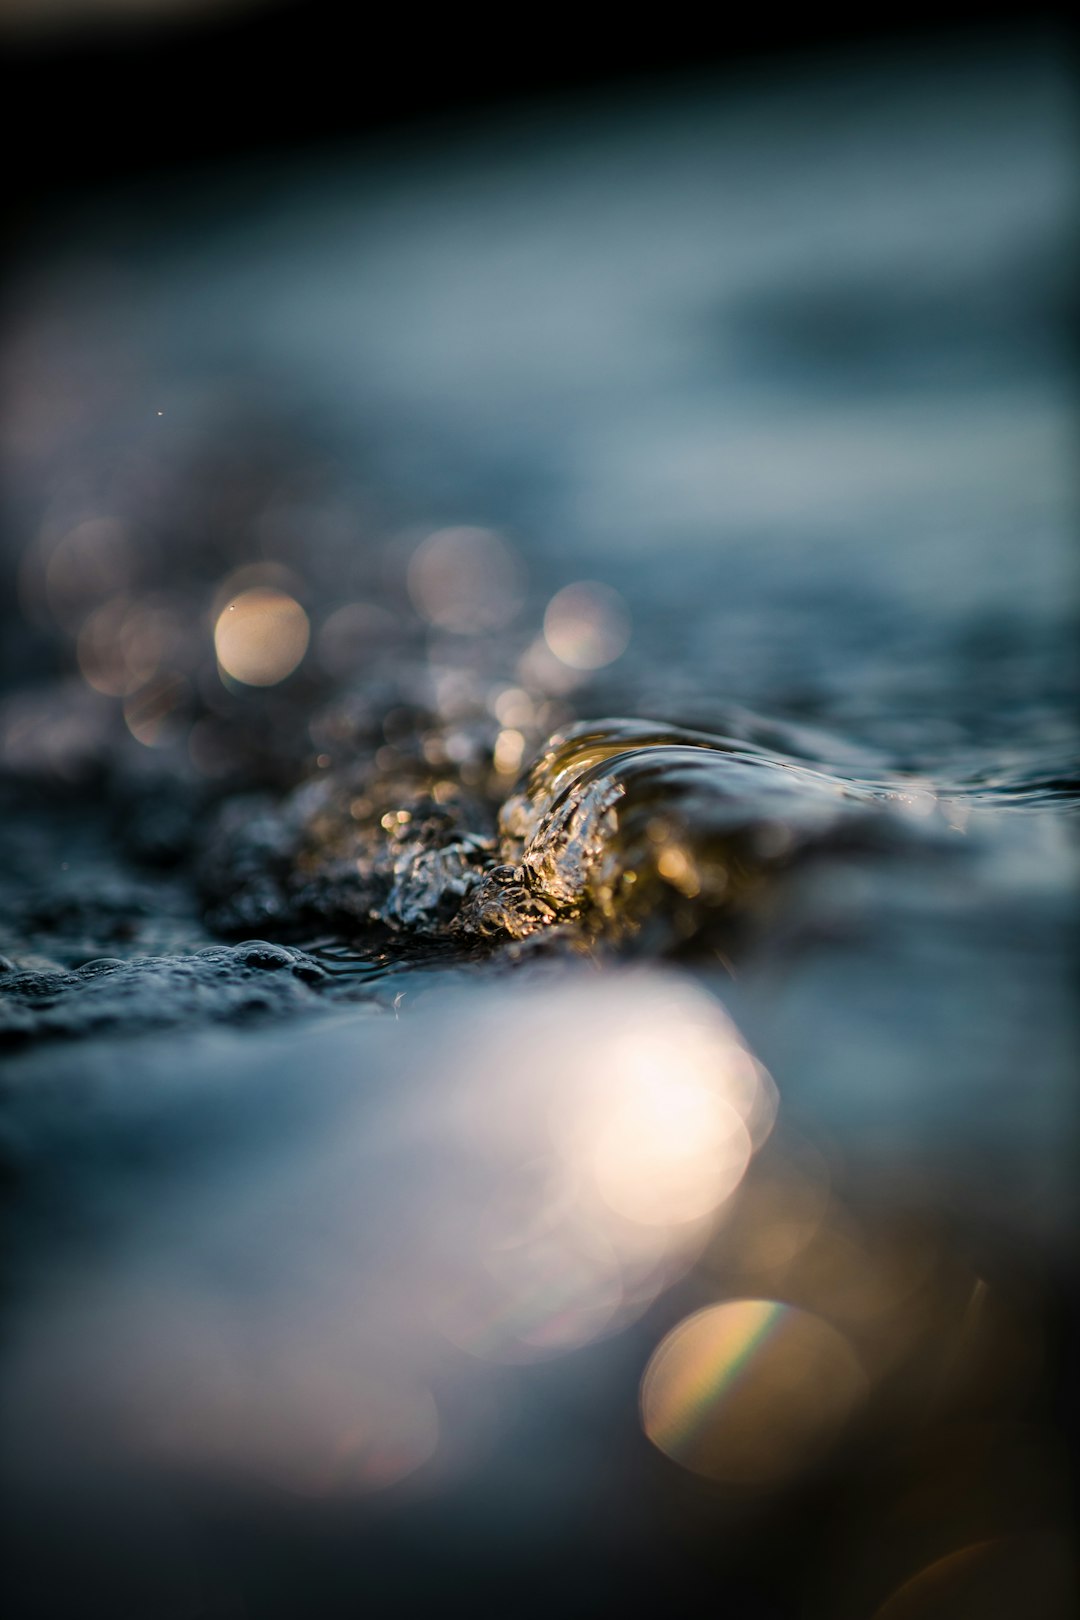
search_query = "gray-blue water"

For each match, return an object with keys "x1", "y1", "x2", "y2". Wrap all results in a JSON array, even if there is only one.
[{"x1": 1, "y1": 34, "x2": 1076, "y2": 1620}]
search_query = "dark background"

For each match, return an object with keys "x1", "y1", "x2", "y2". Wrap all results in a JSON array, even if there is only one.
[{"x1": 4, "y1": 1, "x2": 1072, "y2": 223}]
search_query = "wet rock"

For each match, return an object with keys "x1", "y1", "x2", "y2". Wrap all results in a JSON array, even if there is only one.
[{"x1": 198, "y1": 760, "x2": 499, "y2": 940}]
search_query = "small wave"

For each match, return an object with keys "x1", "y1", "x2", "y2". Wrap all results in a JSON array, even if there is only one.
[
  {"x1": 158, "y1": 705, "x2": 1074, "y2": 970},
  {"x1": 462, "y1": 719, "x2": 903, "y2": 946}
]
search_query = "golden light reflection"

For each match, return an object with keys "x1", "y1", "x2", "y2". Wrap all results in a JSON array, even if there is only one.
[
  {"x1": 543, "y1": 581, "x2": 630, "y2": 670},
  {"x1": 214, "y1": 587, "x2": 310, "y2": 686},
  {"x1": 407, "y1": 526, "x2": 523, "y2": 634},
  {"x1": 640, "y1": 1299, "x2": 866, "y2": 1484},
  {"x1": 656, "y1": 842, "x2": 702, "y2": 898}
]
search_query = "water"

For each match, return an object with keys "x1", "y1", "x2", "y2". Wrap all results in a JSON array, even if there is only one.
[{"x1": 1, "y1": 33, "x2": 1077, "y2": 1620}]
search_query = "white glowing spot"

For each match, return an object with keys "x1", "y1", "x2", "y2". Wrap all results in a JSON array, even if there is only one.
[
  {"x1": 408, "y1": 526, "x2": 523, "y2": 634},
  {"x1": 516, "y1": 634, "x2": 585, "y2": 694},
  {"x1": 415, "y1": 974, "x2": 777, "y2": 1367},
  {"x1": 564, "y1": 1023, "x2": 765, "y2": 1227},
  {"x1": 492, "y1": 686, "x2": 534, "y2": 728},
  {"x1": 592, "y1": 1079, "x2": 752, "y2": 1226},
  {"x1": 543, "y1": 581, "x2": 630, "y2": 670},
  {"x1": 214, "y1": 588, "x2": 309, "y2": 686},
  {"x1": 493, "y1": 728, "x2": 525, "y2": 775}
]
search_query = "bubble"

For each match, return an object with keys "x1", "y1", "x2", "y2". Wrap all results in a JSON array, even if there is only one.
[
  {"x1": 543, "y1": 581, "x2": 630, "y2": 670},
  {"x1": 641, "y1": 1299, "x2": 866, "y2": 1484},
  {"x1": 214, "y1": 588, "x2": 310, "y2": 686}
]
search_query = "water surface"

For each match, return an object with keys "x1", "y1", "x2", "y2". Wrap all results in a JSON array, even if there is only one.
[{"x1": 1, "y1": 34, "x2": 1076, "y2": 1620}]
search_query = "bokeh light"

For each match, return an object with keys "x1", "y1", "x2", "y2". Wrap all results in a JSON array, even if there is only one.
[
  {"x1": 76, "y1": 594, "x2": 186, "y2": 697},
  {"x1": 493, "y1": 728, "x2": 525, "y2": 775},
  {"x1": 420, "y1": 975, "x2": 776, "y2": 1365},
  {"x1": 123, "y1": 672, "x2": 188, "y2": 747},
  {"x1": 214, "y1": 587, "x2": 310, "y2": 686},
  {"x1": 407, "y1": 526, "x2": 524, "y2": 634},
  {"x1": 32, "y1": 516, "x2": 135, "y2": 630},
  {"x1": 641, "y1": 1299, "x2": 866, "y2": 1484},
  {"x1": 542, "y1": 581, "x2": 630, "y2": 670},
  {"x1": 588, "y1": 1048, "x2": 753, "y2": 1226}
]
